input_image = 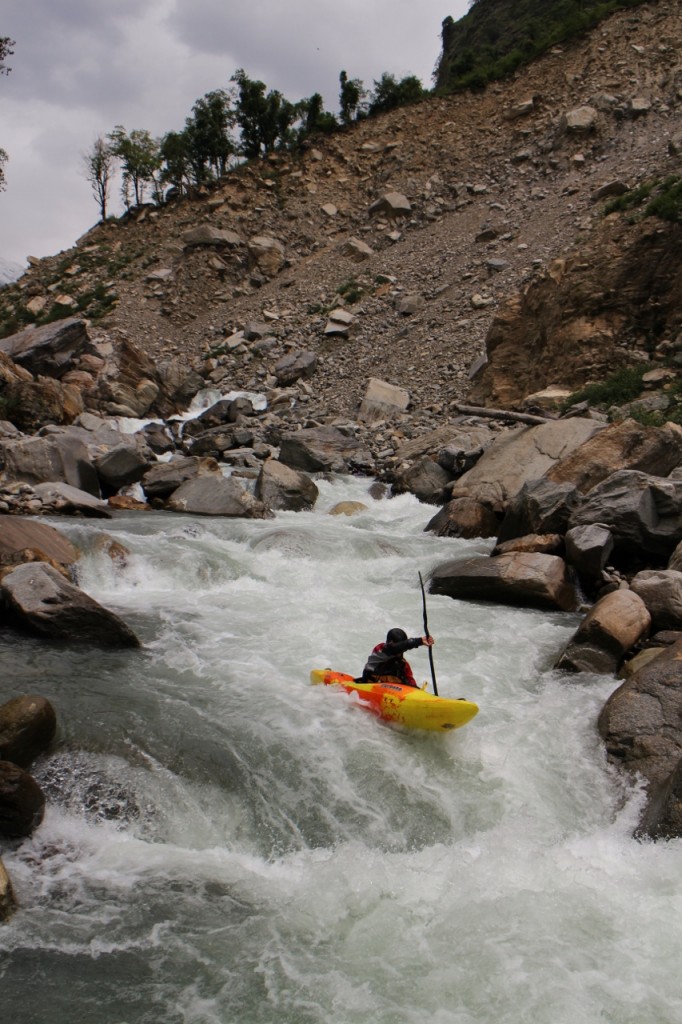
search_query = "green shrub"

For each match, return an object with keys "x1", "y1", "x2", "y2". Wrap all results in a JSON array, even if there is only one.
[{"x1": 563, "y1": 365, "x2": 647, "y2": 411}]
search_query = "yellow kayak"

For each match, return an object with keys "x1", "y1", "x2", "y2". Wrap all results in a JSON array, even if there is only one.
[{"x1": 310, "y1": 669, "x2": 479, "y2": 732}]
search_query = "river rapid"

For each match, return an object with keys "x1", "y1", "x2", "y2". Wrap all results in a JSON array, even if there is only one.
[{"x1": 1, "y1": 475, "x2": 681, "y2": 1024}]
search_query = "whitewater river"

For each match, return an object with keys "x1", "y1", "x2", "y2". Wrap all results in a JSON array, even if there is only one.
[{"x1": 1, "y1": 475, "x2": 681, "y2": 1024}]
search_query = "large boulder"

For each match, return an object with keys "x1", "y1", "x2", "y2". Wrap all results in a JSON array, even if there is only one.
[
  {"x1": 547, "y1": 419, "x2": 682, "y2": 493},
  {"x1": 359, "y1": 378, "x2": 410, "y2": 423},
  {"x1": 630, "y1": 570, "x2": 682, "y2": 631},
  {"x1": 425, "y1": 497, "x2": 500, "y2": 539},
  {"x1": 273, "y1": 351, "x2": 317, "y2": 387},
  {"x1": 0, "y1": 760, "x2": 45, "y2": 837},
  {"x1": 247, "y1": 235, "x2": 285, "y2": 276},
  {"x1": 0, "y1": 433, "x2": 100, "y2": 496},
  {"x1": 94, "y1": 444, "x2": 152, "y2": 492},
  {"x1": 556, "y1": 589, "x2": 651, "y2": 674},
  {"x1": 0, "y1": 695, "x2": 57, "y2": 768},
  {"x1": 497, "y1": 478, "x2": 582, "y2": 544},
  {"x1": 392, "y1": 458, "x2": 452, "y2": 504},
  {"x1": 31, "y1": 481, "x2": 112, "y2": 518},
  {"x1": 165, "y1": 475, "x2": 271, "y2": 518},
  {"x1": 564, "y1": 523, "x2": 614, "y2": 585},
  {"x1": 255, "y1": 459, "x2": 318, "y2": 512},
  {"x1": 279, "y1": 427, "x2": 368, "y2": 474},
  {"x1": 598, "y1": 637, "x2": 682, "y2": 800},
  {"x1": 568, "y1": 470, "x2": 682, "y2": 562},
  {"x1": 141, "y1": 456, "x2": 222, "y2": 500},
  {"x1": 1, "y1": 562, "x2": 141, "y2": 647},
  {"x1": 449, "y1": 418, "x2": 604, "y2": 513},
  {"x1": 637, "y1": 757, "x2": 682, "y2": 840},
  {"x1": 429, "y1": 552, "x2": 579, "y2": 612},
  {"x1": 0, "y1": 352, "x2": 85, "y2": 432},
  {"x1": 0, "y1": 516, "x2": 79, "y2": 566},
  {"x1": 0, "y1": 317, "x2": 91, "y2": 378}
]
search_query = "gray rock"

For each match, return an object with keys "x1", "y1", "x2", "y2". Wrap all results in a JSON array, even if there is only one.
[
  {"x1": 564, "y1": 523, "x2": 614, "y2": 583},
  {"x1": 255, "y1": 459, "x2": 319, "y2": 512},
  {"x1": 1, "y1": 562, "x2": 141, "y2": 648},
  {"x1": 0, "y1": 695, "x2": 57, "y2": 768},
  {"x1": 95, "y1": 444, "x2": 151, "y2": 491},
  {"x1": 425, "y1": 497, "x2": 499, "y2": 539},
  {"x1": 165, "y1": 474, "x2": 271, "y2": 518},
  {"x1": 392, "y1": 457, "x2": 452, "y2": 504},
  {"x1": 0, "y1": 317, "x2": 90, "y2": 379},
  {"x1": 182, "y1": 226, "x2": 243, "y2": 248},
  {"x1": 32, "y1": 482, "x2": 112, "y2": 518},
  {"x1": 0, "y1": 760, "x2": 45, "y2": 838},
  {"x1": 630, "y1": 570, "x2": 682, "y2": 631},
  {"x1": 274, "y1": 351, "x2": 317, "y2": 386},
  {"x1": 0, "y1": 433, "x2": 101, "y2": 496},
  {"x1": 430, "y1": 551, "x2": 579, "y2": 612},
  {"x1": 279, "y1": 427, "x2": 365, "y2": 474},
  {"x1": 497, "y1": 478, "x2": 582, "y2": 544},
  {"x1": 141, "y1": 456, "x2": 222, "y2": 499}
]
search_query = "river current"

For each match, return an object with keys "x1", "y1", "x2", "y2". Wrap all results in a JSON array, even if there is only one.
[{"x1": 1, "y1": 475, "x2": 680, "y2": 1024}]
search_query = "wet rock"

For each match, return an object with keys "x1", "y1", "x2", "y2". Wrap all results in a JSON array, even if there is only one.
[
  {"x1": 141, "y1": 456, "x2": 222, "y2": 500},
  {"x1": 255, "y1": 459, "x2": 318, "y2": 512},
  {"x1": 392, "y1": 457, "x2": 452, "y2": 504},
  {"x1": 32, "y1": 481, "x2": 112, "y2": 518},
  {"x1": 598, "y1": 637, "x2": 682, "y2": 794},
  {"x1": 165, "y1": 475, "x2": 272, "y2": 518},
  {"x1": 497, "y1": 478, "x2": 582, "y2": 544},
  {"x1": 328, "y1": 501, "x2": 367, "y2": 516},
  {"x1": 493, "y1": 533, "x2": 563, "y2": 556},
  {"x1": 0, "y1": 856, "x2": 17, "y2": 921},
  {"x1": 1, "y1": 562, "x2": 141, "y2": 648},
  {"x1": 564, "y1": 524, "x2": 614, "y2": 585},
  {"x1": 425, "y1": 497, "x2": 499, "y2": 539},
  {"x1": 556, "y1": 589, "x2": 650, "y2": 674},
  {"x1": 95, "y1": 444, "x2": 152, "y2": 491},
  {"x1": 636, "y1": 757, "x2": 682, "y2": 840},
  {"x1": 430, "y1": 551, "x2": 579, "y2": 612},
  {"x1": 0, "y1": 760, "x2": 45, "y2": 838},
  {"x1": 0, "y1": 695, "x2": 57, "y2": 768},
  {"x1": 0, "y1": 516, "x2": 79, "y2": 566}
]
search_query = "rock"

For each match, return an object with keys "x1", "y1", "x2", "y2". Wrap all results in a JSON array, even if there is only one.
[
  {"x1": 0, "y1": 856, "x2": 16, "y2": 921},
  {"x1": 450, "y1": 418, "x2": 604, "y2": 514},
  {"x1": 247, "y1": 235, "x2": 285, "y2": 276},
  {"x1": 497, "y1": 478, "x2": 582, "y2": 544},
  {"x1": 368, "y1": 192, "x2": 411, "y2": 218},
  {"x1": 0, "y1": 760, "x2": 45, "y2": 837},
  {"x1": 636, "y1": 757, "x2": 682, "y2": 840},
  {"x1": 0, "y1": 695, "x2": 57, "y2": 768},
  {"x1": 328, "y1": 501, "x2": 367, "y2": 516},
  {"x1": 393, "y1": 457, "x2": 452, "y2": 504},
  {"x1": 0, "y1": 516, "x2": 79, "y2": 566},
  {"x1": 556, "y1": 589, "x2": 650, "y2": 674},
  {"x1": 561, "y1": 105, "x2": 598, "y2": 134},
  {"x1": 94, "y1": 444, "x2": 152, "y2": 491},
  {"x1": 425, "y1": 497, "x2": 499, "y2": 539},
  {"x1": 547, "y1": 419, "x2": 682, "y2": 493},
  {"x1": 141, "y1": 456, "x2": 222, "y2": 500},
  {"x1": 359, "y1": 378, "x2": 410, "y2": 422},
  {"x1": 630, "y1": 570, "x2": 682, "y2": 631},
  {"x1": 31, "y1": 482, "x2": 112, "y2": 518},
  {"x1": 165, "y1": 475, "x2": 272, "y2": 518},
  {"x1": 0, "y1": 353, "x2": 84, "y2": 432},
  {"x1": 568, "y1": 470, "x2": 682, "y2": 562},
  {"x1": 255, "y1": 459, "x2": 319, "y2": 512},
  {"x1": 395, "y1": 293, "x2": 424, "y2": 315},
  {"x1": 182, "y1": 226, "x2": 243, "y2": 248},
  {"x1": 0, "y1": 433, "x2": 100, "y2": 496},
  {"x1": 0, "y1": 316, "x2": 91, "y2": 378},
  {"x1": 279, "y1": 427, "x2": 367, "y2": 474},
  {"x1": 564, "y1": 524, "x2": 614, "y2": 584},
  {"x1": 493, "y1": 534, "x2": 563, "y2": 556},
  {"x1": 324, "y1": 308, "x2": 355, "y2": 336},
  {"x1": 1, "y1": 562, "x2": 141, "y2": 648},
  {"x1": 598, "y1": 637, "x2": 682, "y2": 790},
  {"x1": 669, "y1": 540, "x2": 682, "y2": 573},
  {"x1": 339, "y1": 237, "x2": 375, "y2": 262},
  {"x1": 429, "y1": 551, "x2": 579, "y2": 612},
  {"x1": 273, "y1": 351, "x2": 317, "y2": 386}
]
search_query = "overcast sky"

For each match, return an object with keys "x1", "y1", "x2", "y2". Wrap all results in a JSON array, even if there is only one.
[{"x1": 1, "y1": 0, "x2": 470, "y2": 268}]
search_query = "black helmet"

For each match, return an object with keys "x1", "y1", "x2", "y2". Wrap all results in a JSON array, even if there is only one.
[{"x1": 386, "y1": 628, "x2": 407, "y2": 644}]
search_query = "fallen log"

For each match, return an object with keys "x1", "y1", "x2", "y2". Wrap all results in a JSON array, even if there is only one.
[{"x1": 452, "y1": 403, "x2": 551, "y2": 425}]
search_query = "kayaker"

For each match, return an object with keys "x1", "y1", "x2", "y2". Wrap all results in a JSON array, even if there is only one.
[{"x1": 362, "y1": 627, "x2": 435, "y2": 687}]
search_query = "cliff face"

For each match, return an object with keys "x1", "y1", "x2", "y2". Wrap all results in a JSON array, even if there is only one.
[{"x1": 1, "y1": 1, "x2": 681, "y2": 426}]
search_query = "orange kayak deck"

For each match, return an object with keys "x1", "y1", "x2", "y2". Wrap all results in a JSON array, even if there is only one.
[{"x1": 310, "y1": 669, "x2": 478, "y2": 732}]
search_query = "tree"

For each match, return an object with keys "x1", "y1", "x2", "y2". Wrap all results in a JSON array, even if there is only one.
[
  {"x1": 0, "y1": 37, "x2": 15, "y2": 191},
  {"x1": 231, "y1": 69, "x2": 297, "y2": 158},
  {"x1": 108, "y1": 126, "x2": 162, "y2": 207},
  {"x1": 300, "y1": 93, "x2": 337, "y2": 136},
  {"x1": 368, "y1": 72, "x2": 425, "y2": 116},
  {"x1": 184, "y1": 89, "x2": 236, "y2": 184},
  {"x1": 160, "y1": 129, "x2": 193, "y2": 195},
  {"x1": 83, "y1": 136, "x2": 114, "y2": 221},
  {"x1": 339, "y1": 70, "x2": 364, "y2": 125}
]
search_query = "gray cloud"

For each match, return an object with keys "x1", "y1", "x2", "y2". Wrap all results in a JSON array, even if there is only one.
[{"x1": 0, "y1": 0, "x2": 468, "y2": 266}]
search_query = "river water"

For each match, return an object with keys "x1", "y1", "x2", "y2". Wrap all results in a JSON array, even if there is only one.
[{"x1": 1, "y1": 475, "x2": 681, "y2": 1024}]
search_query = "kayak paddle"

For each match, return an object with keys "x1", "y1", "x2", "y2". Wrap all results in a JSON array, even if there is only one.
[{"x1": 418, "y1": 571, "x2": 438, "y2": 696}]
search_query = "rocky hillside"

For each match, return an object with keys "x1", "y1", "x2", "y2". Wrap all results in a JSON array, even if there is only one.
[{"x1": 1, "y1": 0, "x2": 681, "y2": 436}]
